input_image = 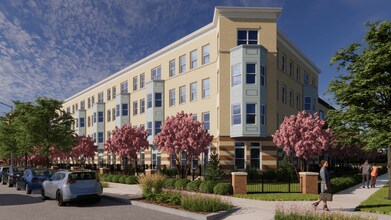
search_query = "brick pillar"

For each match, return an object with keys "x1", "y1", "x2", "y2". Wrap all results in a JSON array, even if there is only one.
[
  {"x1": 231, "y1": 172, "x2": 247, "y2": 195},
  {"x1": 299, "y1": 172, "x2": 319, "y2": 194},
  {"x1": 99, "y1": 168, "x2": 109, "y2": 174}
]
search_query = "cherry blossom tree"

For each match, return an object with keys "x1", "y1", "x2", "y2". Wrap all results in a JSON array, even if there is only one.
[
  {"x1": 27, "y1": 146, "x2": 47, "y2": 166},
  {"x1": 105, "y1": 124, "x2": 149, "y2": 173},
  {"x1": 272, "y1": 111, "x2": 334, "y2": 172},
  {"x1": 70, "y1": 135, "x2": 97, "y2": 167},
  {"x1": 153, "y1": 111, "x2": 214, "y2": 178}
]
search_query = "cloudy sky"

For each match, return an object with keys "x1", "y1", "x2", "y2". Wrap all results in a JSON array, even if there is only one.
[{"x1": 0, "y1": 0, "x2": 390, "y2": 113}]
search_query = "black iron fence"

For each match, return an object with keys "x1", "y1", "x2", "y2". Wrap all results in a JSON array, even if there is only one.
[{"x1": 247, "y1": 174, "x2": 301, "y2": 193}]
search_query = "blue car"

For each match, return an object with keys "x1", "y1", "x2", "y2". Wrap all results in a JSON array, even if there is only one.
[{"x1": 16, "y1": 168, "x2": 54, "y2": 194}]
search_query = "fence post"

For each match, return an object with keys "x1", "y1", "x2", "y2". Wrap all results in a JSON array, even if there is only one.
[
  {"x1": 231, "y1": 172, "x2": 247, "y2": 195},
  {"x1": 261, "y1": 174, "x2": 264, "y2": 193},
  {"x1": 288, "y1": 175, "x2": 291, "y2": 193}
]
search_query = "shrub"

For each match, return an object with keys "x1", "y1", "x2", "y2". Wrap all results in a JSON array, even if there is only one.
[
  {"x1": 153, "y1": 191, "x2": 182, "y2": 205},
  {"x1": 262, "y1": 169, "x2": 277, "y2": 180},
  {"x1": 125, "y1": 176, "x2": 138, "y2": 184},
  {"x1": 112, "y1": 174, "x2": 121, "y2": 183},
  {"x1": 105, "y1": 174, "x2": 113, "y2": 182},
  {"x1": 164, "y1": 178, "x2": 177, "y2": 189},
  {"x1": 138, "y1": 173, "x2": 166, "y2": 198},
  {"x1": 331, "y1": 175, "x2": 361, "y2": 194},
  {"x1": 101, "y1": 181, "x2": 109, "y2": 188},
  {"x1": 175, "y1": 179, "x2": 191, "y2": 190},
  {"x1": 213, "y1": 183, "x2": 233, "y2": 195},
  {"x1": 180, "y1": 194, "x2": 232, "y2": 212},
  {"x1": 204, "y1": 152, "x2": 225, "y2": 181},
  {"x1": 159, "y1": 166, "x2": 177, "y2": 177},
  {"x1": 247, "y1": 167, "x2": 261, "y2": 181},
  {"x1": 199, "y1": 181, "x2": 216, "y2": 194},
  {"x1": 186, "y1": 180, "x2": 202, "y2": 192},
  {"x1": 119, "y1": 175, "x2": 127, "y2": 184},
  {"x1": 276, "y1": 156, "x2": 297, "y2": 181}
]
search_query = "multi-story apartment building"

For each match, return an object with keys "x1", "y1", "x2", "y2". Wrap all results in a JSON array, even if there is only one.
[{"x1": 63, "y1": 7, "x2": 329, "y2": 171}]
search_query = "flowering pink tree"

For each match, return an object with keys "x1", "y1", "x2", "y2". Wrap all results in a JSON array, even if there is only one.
[
  {"x1": 272, "y1": 111, "x2": 334, "y2": 172},
  {"x1": 105, "y1": 124, "x2": 149, "y2": 173},
  {"x1": 70, "y1": 135, "x2": 97, "y2": 167},
  {"x1": 153, "y1": 111, "x2": 214, "y2": 178},
  {"x1": 27, "y1": 146, "x2": 47, "y2": 166}
]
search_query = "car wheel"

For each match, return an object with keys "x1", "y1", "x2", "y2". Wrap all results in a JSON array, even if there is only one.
[
  {"x1": 16, "y1": 184, "x2": 21, "y2": 190},
  {"x1": 26, "y1": 184, "x2": 32, "y2": 194},
  {"x1": 56, "y1": 191, "x2": 65, "y2": 206},
  {"x1": 2, "y1": 178, "x2": 6, "y2": 185},
  {"x1": 7, "y1": 181, "x2": 13, "y2": 187},
  {"x1": 41, "y1": 188, "x2": 48, "y2": 200}
]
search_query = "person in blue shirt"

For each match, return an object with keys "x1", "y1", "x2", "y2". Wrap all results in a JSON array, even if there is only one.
[{"x1": 312, "y1": 160, "x2": 331, "y2": 211}]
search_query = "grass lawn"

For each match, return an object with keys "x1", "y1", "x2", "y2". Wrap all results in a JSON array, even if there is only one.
[
  {"x1": 356, "y1": 185, "x2": 391, "y2": 215},
  {"x1": 247, "y1": 182, "x2": 301, "y2": 193},
  {"x1": 235, "y1": 192, "x2": 319, "y2": 201}
]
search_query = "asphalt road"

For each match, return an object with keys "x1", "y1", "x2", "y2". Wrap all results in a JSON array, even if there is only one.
[{"x1": 0, "y1": 183, "x2": 190, "y2": 220}]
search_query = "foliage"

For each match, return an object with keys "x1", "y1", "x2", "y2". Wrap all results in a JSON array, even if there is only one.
[
  {"x1": 105, "y1": 174, "x2": 113, "y2": 182},
  {"x1": 70, "y1": 135, "x2": 97, "y2": 166},
  {"x1": 163, "y1": 178, "x2": 177, "y2": 189},
  {"x1": 186, "y1": 180, "x2": 202, "y2": 192},
  {"x1": 112, "y1": 174, "x2": 121, "y2": 183},
  {"x1": 276, "y1": 156, "x2": 297, "y2": 181},
  {"x1": 246, "y1": 167, "x2": 261, "y2": 181},
  {"x1": 213, "y1": 183, "x2": 233, "y2": 195},
  {"x1": 180, "y1": 194, "x2": 233, "y2": 213},
  {"x1": 199, "y1": 180, "x2": 216, "y2": 194},
  {"x1": 175, "y1": 179, "x2": 190, "y2": 190},
  {"x1": 151, "y1": 191, "x2": 182, "y2": 205},
  {"x1": 159, "y1": 166, "x2": 177, "y2": 177},
  {"x1": 125, "y1": 176, "x2": 138, "y2": 184},
  {"x1": 272, "y1": 111, "x2": 334, "y2": 171},
  {"x1": 101, "y1": 181, "x2": 109, "y2": 188},
  {"x1": 235, "y1": 193, "x2": 318, "y2": 201},
  {"x1": 0, "y1": 113, "x2": 18, "y2": 164},
  {"x1": 153, "y1": 111, "x2": 213, "y2": 178},
  {"x1": 262, "y1": 169, "x2": 277, "y2": 180},
  {"x1": 138, "y1": 173, "x2": 166, "y2": 198},
  {"x1": 119, "y1": 175, "x2": 127, "y2": 184},
  {"x1": 204, "y1": 151, "x2": 225, "y2": 181},
  {"x1": 330, "y1": 175, "x2": 361, "y2": 194},
  {"x1": 356, "y1": 185, "x2": 391, "y2": 215}
]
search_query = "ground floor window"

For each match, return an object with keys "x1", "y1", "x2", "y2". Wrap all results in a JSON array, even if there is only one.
[
  {"x1": 235, "y1": 142, "x2": 245, "y2": 169},
  {"x1": 250, "y1": 143, "x2": 260, "y2": 169},
  {"x1": 152, "y1": 150, "x2": 161, "y2": 169}
]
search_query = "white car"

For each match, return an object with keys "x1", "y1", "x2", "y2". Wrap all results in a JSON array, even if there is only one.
[{"x1": 41, "y1": 170, "x2": 102, "y2": 206}]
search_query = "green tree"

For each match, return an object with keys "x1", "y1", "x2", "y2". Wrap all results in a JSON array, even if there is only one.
[
  {"x1": 327, "y1": 21, "x2": 391, "y2": 198},
  {"x1": 204, "y1": 151, "x2": 224, "y2": 181},
  {"x1": 0, "y1": 113, "x2": 18, "y2": 165}
]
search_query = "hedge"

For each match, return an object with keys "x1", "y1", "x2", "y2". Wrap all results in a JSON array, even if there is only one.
[
  {"x1": 186, "y1": 180, "x2": 202, "y2": 192},
  {"x1": 175, "y1": 179, "x2": 191, "y2": 190},
  {"x1": 199, "y1": 181, "x2": 216, "y2": 194},
  {"x1": 164, "y1": 178, "x2": 177, "y2": 189},
  {"x1": 213, "y1": 183, "x2": 233, "y2": 195}
]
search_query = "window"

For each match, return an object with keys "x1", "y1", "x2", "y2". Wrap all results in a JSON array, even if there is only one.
[
  {"x1": 260, "y1": 65, "x2": 265, "y2": 86},
  {"x1": 179, "y1": 55, "x2": 186, "y2": 73},
  {"x1": 190, "y1": 50, "x2": 197, "y2": 69},
  {"x1": 289, "y1": 89, "x2": 293, "y2": 107},
  {"x1": 107, "y1": 88, "x2": 111, "y2": 101},
  {"x1": 246, "y1": 103, "x2": 256, "y2": 124},
  {"x1": 98, "y1": 112, "x2": 104, "y2": 122},
  {"x1": 121, "y1": 81, "x2": 128, "y2": 94},
  {"x1": 112, "y1": 108, "x2": 116, "y2": 120},
  {"x1": 179, "y1": 86, "x2": 186, "y2": 104},
  {"x1": 98, "y1": 92, "x2": 104, "y2": 103},
  {"x1": 235, "y1": 142, "x2": 245, "y2": 169},
  {"x1": 237, "y1": 30, "x2": 258, "y2": 45},
  {"x1": 66, "y1": 107, "x2": 70, "y2": 113},
  {"x1": 93, "y1": 112, "x2": 96, "y2": 123},
  {"x1": 140, "y1": 73, "x2": 145, "y2": 88},
  {"x1": 122, "y1": 104, "x2": 128, "y2": 116},
  {"x1": 147, "y1": 94, "x2": 152, "y2": 108},
  {"x1": 232, "y1": 104, "x2": 241, "y2": 125},
  {"x1": 107, "y1": 109, "x2": 111, "y2": 122},
  {"x1": 80, "y1": 118, "x2": 85, "y2": 128},
  {"x1": 169, "y1": 89, "x2": 175, "y2": 106},
  {"x1": 152, "y1": 151, "x2": 161, "y2": 169},
  {"x1": 155, "y1": 121, "x2": 162, "y2": 134},
  {"x1": 140, "y1": 99, "x2": 145, "y2": 113},
  {"x1": 155, "y1": 93, "x2": 162, "y2": 107},
  {"x1": 87, "y1": 98, "x2": 91, "y2": 108},
  {"x1": 152, "y1": 66, "x2": 161, "y2": 80},
  {"x1": 133, "y1": 101, "x2": 138, "y2": 115},
  {"x1": 98, "y1": 132, "x2": 103, "y2": 143},
  {"x1": 75, "y1": 103, "x2": 78, "y2": 111},
  {"x1": 246, "y1": 63, "x2": 256, "y2": 84},
  {"x1": 289, "y1": 60, "x2": 294, "y2": 77},
  {"x1": 80, "y1": 101, "x2": 85, "y2": 110},
  {"x1": 133, "y1": 76, "x2": 138, "y2": 91},
  {"x1": 319, "y1": 110, "x2": 325, "y2": 120},
  {"x1": 296, "y1": 93, "x2": 300, "y2": 110},
  {"x1": 181, "y1": 151, "x2": 187, "y2": 167},
  {"x1": 190, "y1": 82, "x2": 197, "y2": 101},
  {"x1": 202, "y1": 44, "x2": 210, "y2": 64},
  {"x1": 282, "y1": 85, "x2": 287, "y2": 104},
  {"x1": 112, "y1": 86, "x2": 116, "y2": 99},
  {"x1": 281, "y1": 53, "x2": 286, "y2": 72},
  {"x1": 91, "y1": 96, "x2": 95, "y2": 106},
  {"x1": 304, "y1": 72, "x2": 309, "y2": 85},
  {"x1": 169, "y1": 60, "x2": 176, "y2": 77},
  {"x1": 116, "y1": 104, "x2": 120, "y2": 117},
  {"x1": 296, "y1": 65, "x2": 300, "y2": 81},
  {"x1": 192, "y1": 114, "x2": 197, "y2": 121},
  {"x1": 202, "y1": 78, "x2": 210, "y2": 98},
  {"x1": 140, "y1": 150, "x2": 145, "y2": 165},
  {"x1": 147, "y1": 122, "x2": 152, "y2": 136},
  {"x1": 232, "y1": 63, "x2": 241, "y2": 86},
  {"x1": 250, "y1": 143, "x2": 260, "y2": 169},
  {"x1": 87, "y1": 116, "x2": 91, "y2": 127},
  {"x1": 260, "y1": 105, "x2": 265, "y2": 125},
  {"x1": 202, "y1": 112, "x2": 210, "y2": 130},
  {"x1": 170, "y1": 154, "x2": 176, "y2": 168},
  {"x1": 304, "y1": 97, "x2": 311, "y2": 111}
]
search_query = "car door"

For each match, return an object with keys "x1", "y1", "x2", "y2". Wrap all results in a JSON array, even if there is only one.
[
  {"x1": 45, "y1": 173, "x2": 58, "y2": 198},
  {"x1": 53, "y1": 173, "x2": 65, "y2": 192}
]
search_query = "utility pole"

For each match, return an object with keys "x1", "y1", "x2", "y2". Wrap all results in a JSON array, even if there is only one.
[{"x1": 0, "y1": 101, "x2": 14, "y2": 166}]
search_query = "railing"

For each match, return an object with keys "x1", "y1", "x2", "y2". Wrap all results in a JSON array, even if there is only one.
[{"x1": 247, "y1": 174, "x2": 301, "y2": 193}]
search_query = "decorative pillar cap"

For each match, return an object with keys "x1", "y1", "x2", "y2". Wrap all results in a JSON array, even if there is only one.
[
  {"x1": 299, "y1": 172, "x2": 319, "y2": 176},
  {"x1": 231, "y1": 172, "x2": 248, "y2": 176}
]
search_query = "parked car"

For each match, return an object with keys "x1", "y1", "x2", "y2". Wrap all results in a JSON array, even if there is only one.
[
  {"x1": 0, "y1": 166, "x2": 9, "y2": 183},
  {"x1": 2, "y1": 166, "x2": 27, "y2": 187},
  {"x1": 16, "y1": 168, "x2": 54, "y2": 194},
  {"x1": 41, "y1": 170, "x2": 102, "y2": 206}
]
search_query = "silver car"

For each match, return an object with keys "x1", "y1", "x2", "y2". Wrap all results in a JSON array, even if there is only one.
[{"x1": 41, "y1": 170, "x2": 102, "y2": 206}]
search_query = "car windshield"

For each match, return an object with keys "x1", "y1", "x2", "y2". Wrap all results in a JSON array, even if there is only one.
[
  {"x1": 68, "y1": 172, "x2": 96, "y2": 180},
  {"x1": 13, "y1": 167, "x2": 26, "y2": 172},
  {"x1": 32, "y1": 169, "x2": 53, "y2": 176}
]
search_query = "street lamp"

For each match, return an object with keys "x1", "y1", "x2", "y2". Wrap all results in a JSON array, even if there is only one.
[{"x1": 0, "y1": 101, "x2": 14, "y2": 166}]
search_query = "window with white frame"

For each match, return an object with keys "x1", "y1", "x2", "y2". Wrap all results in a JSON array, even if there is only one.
[
  {"x1": 133, "y1": 101, "x2": 138, "y2": 115},
  {"x1": 250, "y1": 143, "x2": 260, "y2": 169},
  {"x1": 98, "y1": 92, "x2": 104, "y2": 103},
  {"x1": 80, "y1": 118, "x2": 85, "y2": 127},
  {"x1": 147, "y1": 94, "x2": 152, "y2": 109},
  {"x1": 246, "y1": 63, "x2": 256, "y2": 84},
  {"x1": 112, "y1": 108, "x2": 116, "y2": 120},
  {"x1": 140, "y1": 99, "x2": 145, "y2": 113},
  {"x1": 75, "y1": 103, "x2": 78, "y2": 111},
  {"x1": 155, "y1": 121, "x2": 162, "y2": 134},
  {"x1": 260, "y1": 65, "x2": 265, "y2": 86},
  {"x1": 122, "y1": 104, "x2": 128, "y2": 116},
  {"x1": 202, "y1": 112, "x2": 210, "y2": 130},
  {"x1": 98, "y1": 132, "x2": 104, "y2": 143},
  {"x1": 304, "y1": 97, "x2": 311, "y2": 111},
  {"x1": 116, "y1": 104, "x2": 120, "y2": 117},
  {"x1": 91, "y1": 96, "x2": 95, "y2": 106},
  {"x1": 202, "y1": 78, "x2": 210, "y2": 98},
  {"x1": 133, "y1": 76, "x2": 138, "y2": 91},
  {"x1": 179, "y1": 86, "x2": 186, "y2": 104},
  {"x1": 152, "y1": 151, "x2": 161, "y2": 169},
  {"x1": 140, "y1": 73, "x2": 145, "y2": 88},
  {"x1": 181, "y1": 151, "x2": 187, "y2": 167},
  {"x1": 87, "y1": 98, "x2": 91, "y2": 108},
  {"x1": 120, "y1": 81, "x2": 128, "y2": 94},
  {"x1": 231, "y1": 63, "x2": 241, "y2": 86},
  {"x1": 237, "y1": 30, "x2": 258, "y2": 45},
  {"x1": 80, "y1": 100, "x2": 85, "y2": 110},
  {"x1": 246, "y1": 103, "x2": 256, "y2": 124},
  {"x1": 232, "y1": 104, "x2": 241, "y2": 125},
  {"x1": 107, "y1": 88, "x2": 111, "y2": 101},
  {"x1": 147, "y1": 122, "x2": 152, "y2": 136},
  {"x1": 289, "y1": 89, "x2": 293, "y2": 107},
  {"x1": 190, "y1": 82, "x2": 197, "y2": 101},
  {"x1": 281, "y1": 53, "x2": 286, "y2": 72},
  {"x1": 155, "y1": 93, "x2": 162, "y2": 107},
  {"x1": 170, "y1": 154, "x2": 176, "y2": 168},
  {"x1": 151, "y1": 66, "x2": 161, "y2": 80},
  {"x1": 112, "y1": 86, "x2": 116, "y2": 99},
  {"x1": 179, "y1": 55, "x2": 186, "y2": 73},
  {"x1": 93, "y1": 112, "x2": 96, "y2": 123},
  {"x1": 289, "y1": 60, "x2": 294, "y2": 77},
  {"x1": 296, "y1": 65, "x2": 300, "y2": 81},
  {"x1": 140, "y1": 150, "x2": 145, "y2": 166},
  {"x1": 260, "y1": 105, "x2": 265, "y2": 125},
  {"x1": 192, "y1": 114, "x2": 197, "y2": 121},
  {"x1": 202, "y1": 44, "x2": 210, "y2": 64},
  {"x1": 169, "y1": 60, "x2": 176, "y2": 77},
  {"x1": 304, "y1": 72, "x2": 309, "y2": 85},
  {"x1": 190, "y1": 50, "x2": 197, "y2": 69},
  {"x1": 107, "y1": 109, "x2": 111, "y2": 122},
  {"x1": 235, "y1": 142, "x2": 245, "y2": 169},
  {"x1": 282, "y1": 85, "x2": 287, "y2": 104},
  {"x1": 169, "y1": 89, "x2": 175, "y2": 106}
]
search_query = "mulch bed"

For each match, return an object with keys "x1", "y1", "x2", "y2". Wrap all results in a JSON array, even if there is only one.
[{"x1": 138, "y1": 198, "x2": 210, "y2": 215}]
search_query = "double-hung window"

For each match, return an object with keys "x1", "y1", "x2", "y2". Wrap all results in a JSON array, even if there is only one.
[
  {"x1": 98, "y1": 92, "x2": 104, "y2": 103},
  {"x1": 202, "y1": 78, "x2": 210, "y2": 98},
  {"x1": 147, "y1": 122, "x2": 152, "y2": 136},
  {"x1": 169, "y1": 89, "x2": 175, "y2": 106},
  {"x1": 112, "y1": 108, "x2": 116, "y2": 120},
  {"x1": 87, "y1": 98, "x2": 91, "y2": 108},
  {"x1": 79, "y1": 118, "x2": 85, "y2": 128},
  {"x1": 235, "y1": 142, "x2": 245, "y2": 169},
  {"x1": 140, "y1": 99, "x2": 145, "y2": 113},
  {"x1": 282, "y1": 85, "x2": 287, "y2": 104},
  {"x1": 80, "y1": 101, "x2": 85, "y2": 110},
  {"x1": 122, "y1": 104, "x2": 128, "y2": 116},
  {"x1": 98, "y1": 132, "x2": 104, "y2": 143},
  {"x1": 190, "y1": 82, "x2": 197, "y2": 101},
  {"x1": 237, "y1": 30, "x2": 258, "y2": 45},
  {"x1": 232, "y1": 63, "x2": 241, "y2": 86},
  {"x1": 260, "y1": 65, "x2": 265, "y2": 86},
  {"x1": 260, "y1": 105, "x2": 265, "y2": 125},
  {"x1": 116, "y1": 104, "x2": 120, "y2": 117},
  {"x1": 179, "y1": 86, "x2": 186, "y2": 104},
  {"x1": 147, "y1": 94, "x2": 152, "y2": 109},
  {"x1": 179, "y1": 55, "x2": 186, "y2": 73},
  {"x1": 289, "y1": 60, "x2": 294, "y2": 77},
  {"x1": 169, "y1": 60, "x2": 176, "y2": 77},
  {"x1": 121, "y1": 81, "x2": 128, "y2": 94},
  {"x1": 190, "y1": 50, "x2": 197, "y2": 69},
  {"x1": 304, "y1": 72, "x2": 309, "y2": 85},
  {"x1": 296, "y1": 65, "x2": 300, "y2": 81},
  {"x1": 281, "y1": 53, "x2": 286, "y2": 72},
  {"x1": 155, "y1": 93, "x2": 162, "y2": 107},
  {"x1": 107, "y1": 88, "x2": 111, "y2": 101},
  {"x1": 250, "y1": 143, "x2": 260, "y2": 169},
  {"x1": 304, "y1": 97, "x2": 311, "y2": 111},
  {"x1": 133, "y1": 76, "x2": 138, "y2": 91},
  {"x1": 133, "y1": 101, "x2": 138, "y2": 115},
  {"x1": 140, "y1": 73, "x2": 145, "y2": 88},
  {"x1": 107, "y1": 110, "x2": 111, "y2": 122},
  {"x1": 246, "y1": 103, "x2": 256, "y2": 124},
  {"x1": 202, "y1": 44, "x2": 210, "y2": 64},
  {"x1": 289, "y1": 89, "x2": 293, "y2": 107},
  {"x1": 232, "y1": 104, "x2": 241, "y2": 125},
  {"x1": 112, "y1": 86, "x2": 116, "y2": 99},
  {"x1": 91, "y1": 96, "x2": 95, "y2": 106},
  {"x1": 155, "y1": 121, "x2": 162, "y2": 134},
  {"x1": 152, "y1": 66, "x2": 161, "y2": 80},
  {"x1": 202, "y1": 112, "x2": 210, "y2": 131},
  {"x1": 93, "y1": 112, "x2": 96, "y2": 123},
  {"x1": 98, "y1": 112, "x2": 104, "y2": 122},
  {"x1": 246, "y1": 63, "x2": 256, "y2": 84}
]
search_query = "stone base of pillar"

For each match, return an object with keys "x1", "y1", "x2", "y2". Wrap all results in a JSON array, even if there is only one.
[
  {"x1": 231, "y1": 172, "x2": 247, "y2": 195},
  {"x1": 299, "y1": 172, "x2": 319, "y2": 194}
]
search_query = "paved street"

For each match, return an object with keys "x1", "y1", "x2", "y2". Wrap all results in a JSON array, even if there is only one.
[{"x1": 0, "y1": 184, "x2": 190, "y2": 220}]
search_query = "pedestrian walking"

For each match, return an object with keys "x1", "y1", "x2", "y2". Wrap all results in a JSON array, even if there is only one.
[
  {"x1": 370, "y1": 162, "x2": 378, "y2": 188},
  {"x1": 359, "y1": 160, "x2": 372, "y2": 188},
  {"x1": 312, "y1": 160, "x2": 331, "y2": 211}
]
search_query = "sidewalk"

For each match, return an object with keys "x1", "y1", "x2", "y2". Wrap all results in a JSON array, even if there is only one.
[{"x1": 103, "y1": 174, "x2": 390, "y2": 220}]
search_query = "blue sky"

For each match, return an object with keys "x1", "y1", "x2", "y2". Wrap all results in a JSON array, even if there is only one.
[{"x1": 0, "y1": 0, "x2": 390, "y2": 114}]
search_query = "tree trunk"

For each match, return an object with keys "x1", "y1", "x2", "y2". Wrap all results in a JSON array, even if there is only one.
[{"x1": 388, "y1": 146, "x2": 391, "y2": 200}]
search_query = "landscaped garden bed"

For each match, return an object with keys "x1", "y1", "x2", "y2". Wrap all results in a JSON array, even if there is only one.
[{"x1": 99, "y1": 173, "x2": 138, "y2": 185}]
